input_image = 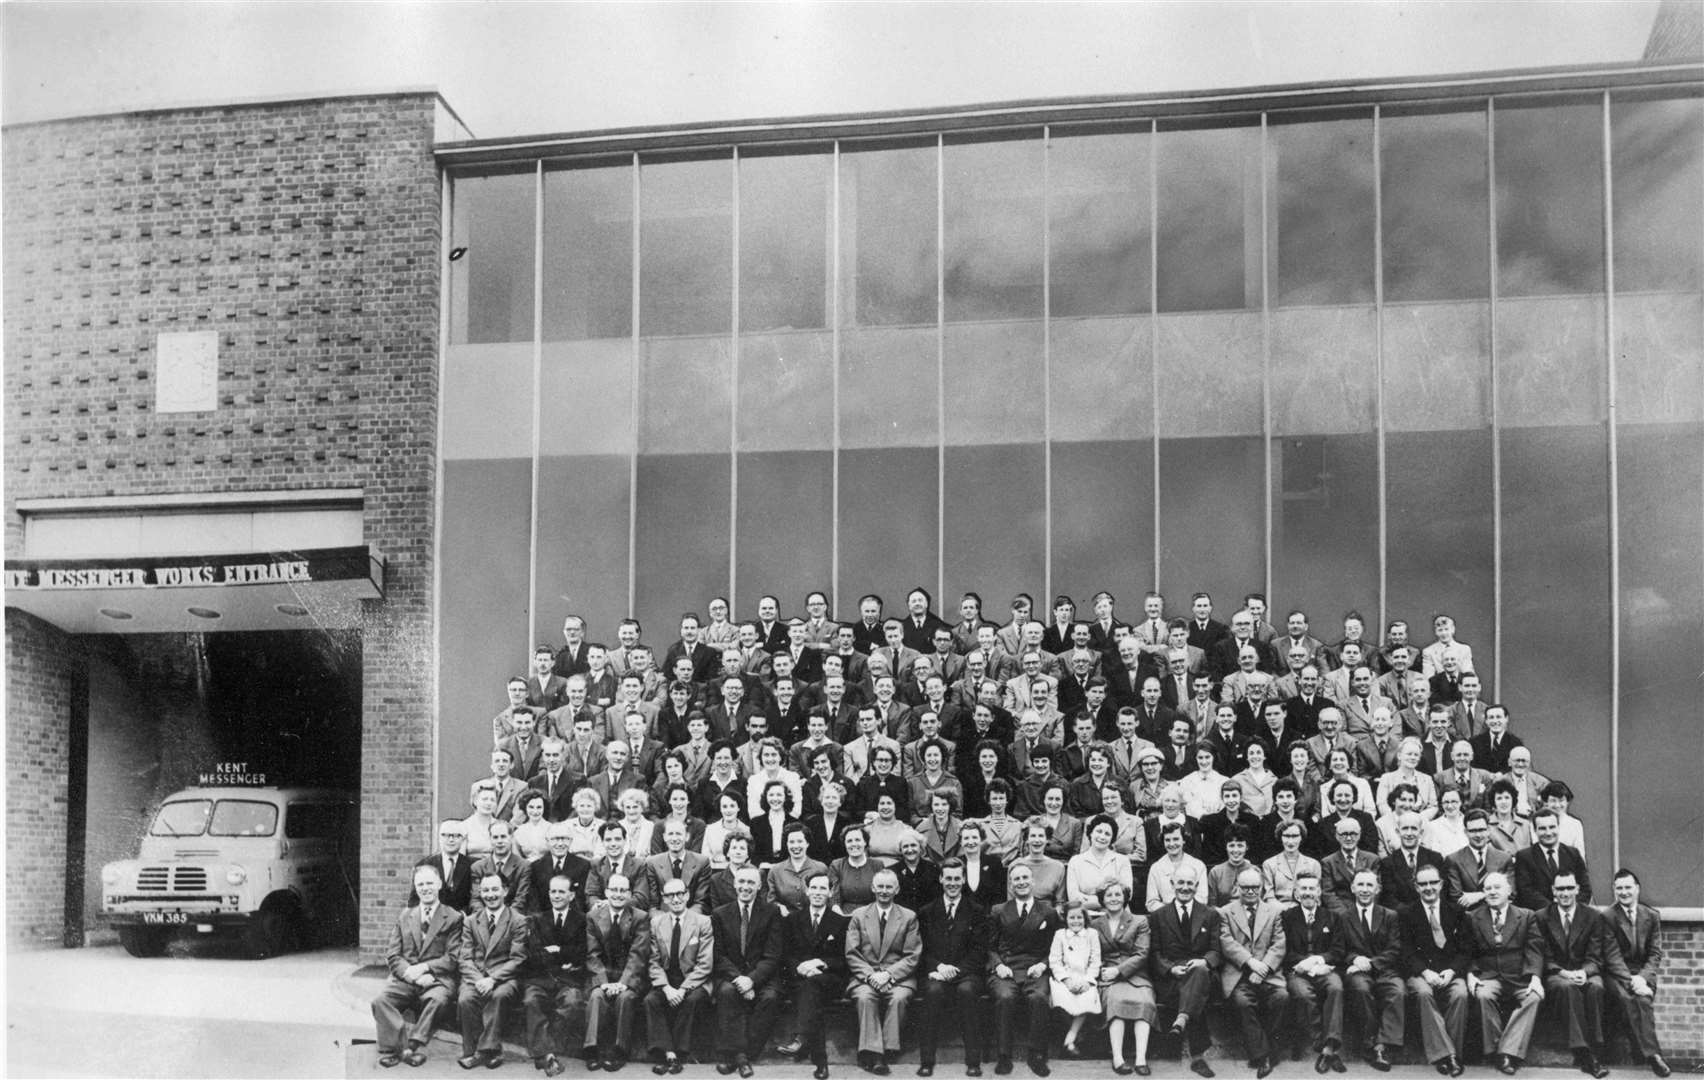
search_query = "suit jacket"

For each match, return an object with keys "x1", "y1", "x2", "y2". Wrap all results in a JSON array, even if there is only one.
[
  {"x1": 1337, "y1": 694, "x2": 1395, "y2": 739},
  {"x1": 1434, "y1": 766, "x2": 1495, "y2": 809},
  {"x1": 586, "y1": 902, "x2": 653, "y2": 990},
  {"x1": 846, "y1": 901, "x2": 923, "y2": 987},
  {"x1": 1352, "y1": 734, "x2": 1401, "y2": 779},
  {"x1": 1398, "y1": 896, "x2": 1470, "y2": 977},
  {"x1": 648, "y1": 908, "x2": 714, "y2": 990},
  {"x1": 459, "y1": 903, "x2": 529, "y2": 984},
  {"x1": 642, "y1": 850, "x2": 713, "y2": 912},
  {"x1": 1537, "y1": 903, "x2": 1629, "y2": 981},
  {"x1": 1279, "y1": 903, "x2": 1345, "y2": 970},
  {"x1": 586, "y1": 853, "x2": 652, "y2": 910},
  {"x1": 470, "y1": 851, "x2": 535, "y2": 908},
  {"x1": 850, "y1": 620, "x2": 887, "y2": 655},
  {"x1": 526, "y1": 851, "x2": 593, "y2": 915},
  {"x1": 525, "y1": 906, "x2": 588, "y2": 985},
  {"x1": 528, "y1": 674, "x2": 571, "y2": 712},
  {"x1": 1187, "y1": 619, "x2": 1230, "y2": 653},
  {"x1": 987, "y1": 898, "x2": 1058, "y2": 971},
  {"x1": 663, "y1": 640, "x2": 721, "y2": 684},
  {"x1": 1464, "y1": 904, "x2": 1542, "y2": 984},
  {"x1": 1513, "y1": 842, "x2": 1591, "y2": 910},
  {"x1": 1443, "y1": 844, "x2": 1513, "y2": 909},
  {"x1": 586, "y1": 767, "x2": 646, "y2": 816},
  {"x1": 1319, "y1": 848, "x2": 1382, "y2": 916},
  {"x1": 901, "y1": 612, "x2": 954, "y2": 655},
  {"x1": 1283, "y1": 695, "x2": 1330, "y2": 738},
  {"x1": 553, "y1": 642, "x2": 590, "y2": 678},
  {"x1": 1608, "y1": 903, "x2": 1664, "y2": 985},
  {"x1": 561, "y1": 739, "x2": 610, "y2": 789},
  {"x1": 870, "y1": 645, "x2": 923, "y2": 685},
  {"x1": 779, "y1": 645, "x2": 825, "y2": 685},
  {"x1": 918, "y1": 894, "x2": 987, "y2": 975},
  {"x1": 1377, "y1": 846, "x2": 1449, "y2": 909},
  {"x1": 1469, "y1": 731, "x2": 1525, "y2": 774},
  {"x1": 1218, "y1": 899, "x2": 1288, "y2": 993},
  {"x1": 386, "y1": 899, "x2": 465, "y2": 986},
  {"x1": 1338, "y1": 902, "x2": 1403, "y2": 975},
  {"x1": 499, "y1": 734, "x2": 546, "y2": 784},
  {"x1": 704, "y1": 703, "x2": 762, "y2": 744},
  {"x1": 786, "y1": 904, "x2": 852, "y2": 984},
  {"x1": 711, "y1": 898, "x2": 784, "y2": 986},
  {"x1": 413, "y1": 851, "x2": 475, "y2": 911},
  {"x1": 1209, "y1": 636, "x2": 1277, "y2": 683},
  {"x1": 1148, "y1": 898, "x2": 1222, "y2": 978}
]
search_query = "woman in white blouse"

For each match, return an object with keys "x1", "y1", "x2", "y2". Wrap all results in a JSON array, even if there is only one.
[
  {"x1": 1066, "y1": 814, "x2": 1134, "y2": 912},
  {"x1": 744, "y1": 737, "x2": 803, "y2": 819}
]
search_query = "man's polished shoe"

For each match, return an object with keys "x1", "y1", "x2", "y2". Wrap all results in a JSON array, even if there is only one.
[
  {"x1": 776, "y1": 1039, "x2": 804, "y2": 1058},
  {"x1": 717, "y1": 1063, "x2": 737, "y2": 1076},
  {"x1": 1577, "y1": 1052, "x2": 1608, "y2": 1079},
  {"x1": 1650, "y1": 1055, "x2": 1672, "y2": 1078},
  {"x1": 872, "y1": 1062, "x2": 891, "y2": 1077},
  {"x1": 994, "y1": 1059, "x2": 1014, "y2": 1077},
  {"x1": 380, "y1": 1053, "x2": 403, "y2": 1068},
  {"x1": 1447, "y1": 1057, "x2": 1465, "y2": 1078},
  {"x1": 739, "y1": 1064, "x2": 756, "y2": 1079},
  {"x1": 1189, "y1": 1059, "x2": 1215, "y2": 1078},
  {"x1": 966, "y1": 1066, "x2": 982, "y2": 1078},
  {"x1": 1255, "y1": 1057, "x2": 1274, "y2": 1079},
  {"x1": 544, "y1": 1056, "x2": 564, "y2": 1078},
  {"x1": 1330, "y1": 1053, "x2": 1346, "y2": 1074},
  {"x1": 1496, "y1": 1055, "x2": 1520, "y2": 1076},
  {"x1": 604, "y1": 1055, "x2": 626, "y2": 1073},
  {"x1": 668, "y1": 1063, "x2": 683, "y2": 1077},
  {"x1": 1135, "y1": 1068, "x2": 1151, "y2": 1078},
  {"x1": 1315, "y1": 1053, "x2": 1331, "y2": 1075},
  {"x1": 652, "y1": 1063, "x2": 670, "y2": 1076},
  {"x1": 487, "y1": 1052, "x2": 505, "y2": 1070},
  {"x1": 918, "y1": 1066, "x2": 934, "y2": 1077},
  {"x1": 1027, "y1": 1056, "x2": 1050, "y2": 1078},
  {"x1": 404, "y1": 1049, "x2": 428, "y2": 1068},
  {"x1": 1368, "y1": 1046, "x2": 1391, "y2": 1072},
  {"x1": 1433, "y1": 1059, "x2": 1451, "y2": 1076},
  {"x1": 459, "y1": 1055, "x2": 484, "y2": 1071},
  {"x1": 1169, "y1": 1016, "x2": 1189, "y2": 1038},
  {"x1": 585, "y1": 1054, "x2": 603, "y2": 1072},
  {"x1": 813, "y1": 1068, "x2": 830, "y2": 1080}
]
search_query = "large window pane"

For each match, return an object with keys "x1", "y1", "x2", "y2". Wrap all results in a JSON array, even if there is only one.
[
  {"x1": 1495, "y1": 99, "x2": 1604, "y2": 296},
  {"x1": 639, "y1": 336, "x2": 731, "y2": 454},
  {"x1": 1382, "y1": 105, "x2": 1489, "y2": 302},
  {"x1": 1050, "y1": 317, "x2": 1151, "y2": 443},
  {"x1": 534, "y1": 454, "x2": 631, "y2": 648},
  {"x1": 1269, "y1": 111, "x2": 1375, "y2": 306},
  {"x1": 737, "y1": 332, "x2": 832, "y2": 452},
  {"x1": 450, "y1": 169, "x2": 536, "y2": 345},
  {"x1": 840, "y1": 141, "x2": 937, "y2": 327},
  {"x1": 1052, "y1": 440, "x2": 1154, "y2": 606},
  {"x1": 735, "y1": 451, "x2": 832, "y2": 613},
  {"x1": 840, "y1": 326, "x2": 936, "y2": 449},
  {"x1": 1611, "y1": 92, "x2": 1704, "y2": 293},
  {"x1": 640, "y1": 155, "x2": 732, "y2": 336},
  {"x1": 944, "y1": 445, "x2": 1044, "y2": 611},
  {"x1": 740, "y1": 149, "x2": 830, "y2": 332},
  {"x1": 1049, "y1": 125, "x2": 1151, "y2": 317},
  {"x1": 634, "y1": 454, "x2": 730, "y2": 630},
  {"x1": 943, "y1": 321, "x2": 1044, "y2": 446},
  {"x1": 1156, "y1": 119, "x2": 1261, "y2": 312},
  {"x1": 944, "y1": 134, "x2": 1043, "y2": 321},
  {"x1": 1157, "y1": 436, "x2": 1264, "y2": 604},
  {"x1": 543, "y1": 161, "x2": 632, "y2": 342},
  {"x1": 839, "y1": 448, "x2": 937, "y2": 606}
]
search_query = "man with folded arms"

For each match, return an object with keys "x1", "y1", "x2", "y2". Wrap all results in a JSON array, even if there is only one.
[{"x1": 523, "y1": 873, "x2": 588, "y2": 1077}]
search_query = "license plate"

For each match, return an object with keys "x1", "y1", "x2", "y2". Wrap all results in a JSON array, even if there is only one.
[{"x1": 141, "y1": 912, "x2": 188, "y2": 925}]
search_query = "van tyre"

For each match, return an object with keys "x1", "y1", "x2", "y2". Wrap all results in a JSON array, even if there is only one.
[
  {"x1": 244, "y1": 901, "x2": 290, "y2": 959},
  {"x1": 118, "y1": 926, "x2": 171, "y2": 957}
]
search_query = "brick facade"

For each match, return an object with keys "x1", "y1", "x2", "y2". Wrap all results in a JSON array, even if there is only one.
[
  {"x1": 3, "y1": 92, "x2": 442, "y2": 961},
  {"x1": 4, "y1": 609, "x2": 78, "y2": 945}
]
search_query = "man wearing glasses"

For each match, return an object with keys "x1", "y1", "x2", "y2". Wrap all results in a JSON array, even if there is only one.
[
  {"x1": 413, "y1": 820, "x2": 473, "y2": 912},
  {"x1": 1397, "y1": 863, "x2": 1469, "y2": 1077},
  {"x1": 1444, "y1": 810, "x2": 1512, "y2": 911},
  {"x1": 644, "y1": 879, "x2": 713, "y2": 1075}
]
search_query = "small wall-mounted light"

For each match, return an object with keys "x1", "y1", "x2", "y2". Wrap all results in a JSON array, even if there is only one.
[
  {"x1": 186, "y1": 606, "x2": 222, "y2": 620},
  {"x1": 99, "y1": 608, "x2": 135, "y2": 621},
  {"x1": 275, "y1": 603, "x2": 310, "y2": 617},
  {"x1": 448, "y1": 246, "x2": 468, "y2": 262}
]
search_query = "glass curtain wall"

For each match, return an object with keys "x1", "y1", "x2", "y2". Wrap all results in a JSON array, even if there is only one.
[{"x1": 440, "y1": 87, "x2": 1703, "y2": 898}]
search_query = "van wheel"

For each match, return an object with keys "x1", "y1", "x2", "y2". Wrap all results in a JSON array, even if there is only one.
[
  {"x1": 119, "y1": 926, "x2": 171, "y2": 957},
  {"x1": 243, "y1": 901, "x2": 290, "y2": 959}
]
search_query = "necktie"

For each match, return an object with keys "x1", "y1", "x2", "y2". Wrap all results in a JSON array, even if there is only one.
[
  {"x1": 1363, "y1": 907, "x2": 1373, "y2": 933},
  {"x1": 669, "y1": 918, "x2": 683, "y2": 982},
  {"x1": 422, "y1": 905, "x2": 435, "y2": 929},
  {"x1": 1429, "y1": 905, "x2": 1445, "y2": 949},
  {"x1": 1304, "y1": 908, "x2": 1314, "y2": 927},
  {"x1": 1475, "y1": 850, "x2": 1485, "y2": 875},
  {"x1": 812, "y1": 912, "x2": 821, "y2": 934},
  {"x1": 672, "y1": 858, "x2": 682, "y2": 879},
  {"x1": 489, "y1": 912, "x2": 498, "y2": 930},
  {"x1": 1546, "y1": 848, "x2": 1559, "y2": 876},
  {"x1": 740, "y1": 905, "x2": 750, "y2": 953},
  {"x1": 1493, "y1": 910, "x2": 1504, "y2": 938},
  {"x1": 946, "y1": 902, "x2": 956, "y2": 921},
  {"x1": 555, "y1": 911, "x2": 564, "y2": 930},
  {"x1": 1179, "y1": 903, "x2": 1190, "y2": 926},
  {"x1": 1018, "y1": 903, "x2": 1029, "y2": 922},
  {"x1": 1407, "y1": 852, "x2": 1417, "y2": 873}
]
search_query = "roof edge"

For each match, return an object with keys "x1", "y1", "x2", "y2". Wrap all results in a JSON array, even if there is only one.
[{"x1": 2, "y1": 86, "x2": 454, "y2": 133}]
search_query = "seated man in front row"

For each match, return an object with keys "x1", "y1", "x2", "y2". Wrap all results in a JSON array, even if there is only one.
[
  {"x1": 1464, "y1": 872, "x2": 1544, "y2": 1076},
  {"x1": 1607, "y1": 869, "x2": 1673, "y2": 1078},
  {"x1": 373, "y1": 864, "x2": 464, "y2": 1068},
  {"x1": 458, "y1": 873, "x2": 529, "y2": 1070},
  {"x1": 644, "y1": 875, "x2": 713, "y2": 1076},
  {"x1": 847, "y1": 868, "x2": 922, "y2": 1076},
  {"x1": 1148, "y1": 863, "x2": 1220, "y2": 1078},
  {"x1": 522, "y1": 873, "x2": 588, "y2": 1077}
]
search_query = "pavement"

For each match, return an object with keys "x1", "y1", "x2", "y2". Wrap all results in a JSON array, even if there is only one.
[{"x1": 4, "y1": 943, "x2": 1686, "y2": 1079}]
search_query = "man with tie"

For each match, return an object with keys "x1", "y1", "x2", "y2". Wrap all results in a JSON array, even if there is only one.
[
  {"x1": 457, "y1": 873, "x2": 529, "y2": 1069},
  {"x1": 503, "y1": 668, "x2": 552, "y2": 742},
  {"x1": 1470, "y1": 704, "x2": 1525, "y2": 774},
  {"x1": 532, "y1": 737, "x2": 586, "y2": 823},
  {"x1": 643, "y1": 876, "x2": 713, "y2": 1076},
  {"x1": 1538, "y1": 871, "x2": 1625, "y2": 1079},
  {"x1": 786, "y1": 872, "x2": 851, "y2": 1080},
  {"x1": 1605, "y1": 869, "x2": 1672, "y2": 1078},
  {"x1": 473, "y1": 748, "x2": 531, "y2": 824},
  {"x1": 500, "y1": 712, "x2": 546, "y2": 791},
  {"x1": 374, "y1": 865, "x2": 464, "y2": 1068},
  {"x1": 471, "y1": 820, "x2": 534, "y2": 908},
  {"x1": 585, "y1": 873, "x2": 652, "y2": 1071},
  {"x1": 1352, "y1": 708, "x2": 1401, "y2": 779},
  {"x1": 643, "y1": 820, "x2": 712, "y2": 913},
  {"x1": 917, "y1": 858, "x2": 989, "y2": 1078},
  {"x1": 847, "y1": 868, "x2": 923, "y2": 1076},
  {"x1": 1186, "y1": 593, "x2": 1229, "y2": 653},
  {"x1": 1148, "y1": 863, "x2": 1220, "y2": 1078},
  {"x1": 1107, "y1": 708, "x2": 1158, "y2": 786},
  {"x1": 710, "y1": 867, "x2": 783, "y2": 1077},
  {"x1": 1319, "y1": 819, "x2": 1380, "y2": 918},
  {"x1": 523, "y1": 873, "x2": 589, "y2": 1077},
  {"x1": 1132, "y1": 591, "x2": 1171, "y2": 662},
  {"x1": 527, "y1": 822, "x2": 593, "y2": 915},
  {"x1": 1464, "y1": 872, "x2": 1544, "y2": 1075},
  {"x1": 587, "y1": 821, "x2": 652, "y2": 911},
  {"x1": 902, "y1": 587, "x2": 954, "y2": 655},
  {"x1": 986, "y1": 862, "x2": 1055, "y2": 1077},
  {"x1": 1340, "y1": 870, "x2": 1405, "y2": 1072},
  {"x1": 1398, "y1": 863, "x2": 1469, "y2": 1077},
  {"x1": 1378, "y1": 812, "x2": 1449, "y2": 910},
  {"x1": 413, "y1": 820, "x2": 475, "y2": 912},
  {"x1": 1513, "y1": 810, "x2": 1591, "y2": 911},
  {"x1": 1444, "y1": 810, "x2": 1514, "y2": 911},
  {"x1": 1218, "y1": 868, "x2": 1289, "y2": 1078},
  {"x1": 1449, "y1": 673, "x2": 1489, "y2": 742},
  {"x1": 1279, "y1": 873, "x2": 1345, "y2": 1072}
]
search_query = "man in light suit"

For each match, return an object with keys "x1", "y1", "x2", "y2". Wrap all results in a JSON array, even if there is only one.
[
  {"x1": 522, "y1": 872, "x2": 588, "y2": 1077},
  {"x1": 1218, "y1": 867, "x2": 1290, "y2": 1077},
  {"x1": 1464, "y1": 872, "x2": 1544, "y2": 1075},
  {"x1": 1606, "y1": 869, "x2": 1673, "y2": 1078},
  {"x1": 872, "y1": 621, "x2": 924, "y2": 694},
  {"x1": 1337, "y1": 666, "x2": 1394, "y2": 739},
  {"x1": 500, "y1": 712, "x2": 547, "y2": 790},
  {"x1": 585, "y1": 873, "x2": 652, "y2": 1071},
  {"x1": 1435, "y1": 741, "x2": 1496, "y2": 810},
  {"x1": 846, "y1": 868, "x2": 922, "y2": 1075},
  {"x1": 1340, "y1": 870, "x2": 1406, "y2": 1072},
  {"x1": 711, "y1": 867, "x2": 784, "y2": 1076},
  {"x1": 1536, "y1": 870, "x2": 1624, "y2": 1079},
  {"x1": 374, "y1": 864, "x2": 465, "y2": 1067},
  {"x1": 644, "y1": 875, "x2": 713, "y2": 1075},
  {"x1": 1003, "y1": 652, "x2": 1058, "y2": 714},
  {"x1": 1444, "y1": 810, "x2": 1514, "y2": 910},
  {"x1": 457, "y1": 873, "x2": 530, "y2": 1069},
  {"x1": 643, "y1": 819, "x2": 713, "y2": 913},
  {"x1": 1149, "y1": 862, "x2": 1221, "y2": 1076}
]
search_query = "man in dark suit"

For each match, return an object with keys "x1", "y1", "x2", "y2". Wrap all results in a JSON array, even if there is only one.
[
  {"x1": 1339, "y1": 869, "x2": 1406, "y2": 1072},
  {"x1": 1284, "y1": 665, "x2": 1331, "y2": 739},
  {"x1": 471, "y1": 820, "x2": 534, "y2": 909},
  {"x1": 1279, "y1": 874, "x2": 1345, "y2": 1071},
  {"x1": 526, "y1": 824, "x2": 593, "y2": 915},
  {"x1": 522, "y1": 871, "x2": 589, "y2": 1077},
  {"x1": 987, "y1": 862, "x2": 1056, "y2": 1077},
  {"x1": 1537, "y1": 871, "x2": 1625, "y2": 1079},
  {"x1": 1186, "y1": 593, "x2": 1229, "y2": 653},
  {"x1": 663, "y1": 614, "x2": 722, "y2": 685},
  {"x1": 457, "y1": 873, "x2": 529, "y2": 1069},
  {"x1": 644, "y1": 876, "x2": 714, "y2": 1075},
  {"x1": 781, "y1": 619, "x2": 827, "y2": 684},
  {"x1": 785, "y1": 871, "x2": 851, "y2": 1080},
  {"x1": 1514, "y1": 810, "x2": 1592, "y2": 911},
  {"x1": 585, "y1": 873, "x2": 652, "y2": 1071},
  {"x1": 1470, "y1": 705, "x2": 1525, "y2": 773},
  {"x1": 1149, "y1": 860, "x2": 1221, "y2": 1076},
  {"x1": 587, "y1": 822, "x2": 652, "y2": 911},
  {"x1": 499, "y1": 712, "x2": 546, "y2": 791},
  {"x1": 1399, "y1": 863, "x2": 1470, "y2": 1077},
  {"x1": 1464, "y1": 872, "x2": 1544, "y2": 1075},
  {"x1": 529, "y1": 647, "x2": 571, "y2": 712},
  {"x1": 554, "y1": 616, "x2": 591, "y2": 678},
  {"x1": 374, "y1": 864, "x2": 465, "y2": 1068},
  {"x1": 413, "y1": 820, "x2": 475, "y2": 912},
  {"x1": 850, "y1": 595, "x2": 888, "y2": 655},
  {"x1": 711, "y1": 866, "x2": 784, "y2": 1077},
  {"x1": 917, "y1": 858, "x2": 988, "y2": 1077},
  {"x1": 1606, "y1": 869, "x2": 1672, "y2": 1078},
  {"x1": 902, "y1": 587, "x2": 954, "y2": 654},
  {"x1": 1378, "y1": 812, "x2": 1449, "y2": 910}
]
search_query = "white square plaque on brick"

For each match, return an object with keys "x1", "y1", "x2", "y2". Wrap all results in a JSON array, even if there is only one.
[{"x1": 155, "y1": 330, "x2": 219, "y2": 413}]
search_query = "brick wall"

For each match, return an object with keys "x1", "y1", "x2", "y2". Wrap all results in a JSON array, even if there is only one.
[
  {"x1": 4, "y1": 609, "x2": 78, "y2": 946},
  {"x1": 3, "y1": 93, "x2": 442, "y2": 960},
  {"x1": 1654, "y1": 921, "x2": 1704, "y2": 1058}
]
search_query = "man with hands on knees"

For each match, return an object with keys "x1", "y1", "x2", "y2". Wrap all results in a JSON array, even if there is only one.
[
  {"x1": 1464, "y1": 872, "x2": 1544, "y2": 1076},
  {"x1": 374, "y1": 864, "x2": 465, "y2": 1068},
  {"x1": 643, "y1": 877, "x2": 712, "y2": 1076},
  {"x1": 457, "y1": 873, "x2": 529, "y2": 1070},
  {"x1": 847, "y1": 868, "x2": 923, "y2": 1077}
]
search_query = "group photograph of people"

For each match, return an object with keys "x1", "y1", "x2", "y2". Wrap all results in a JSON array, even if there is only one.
[{"x1": 373, "y1": 588, "x2": 1675, "y2": 1080}]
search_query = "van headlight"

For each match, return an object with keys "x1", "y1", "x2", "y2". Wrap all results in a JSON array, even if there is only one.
[
  {"x1": 102, "y1": 865, "x2": 121, "y2": 886},
  {"x1": 225, "y1": 865, "x2": 247, "y2": 886}
]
